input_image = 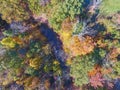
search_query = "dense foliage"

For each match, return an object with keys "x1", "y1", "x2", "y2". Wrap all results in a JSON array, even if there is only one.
[
  {"x1": 48, "y1": 0, "x2": 84, "y2": 30},
  {"x1": 0, "y1": 0, "x2": 29, "y2": 23},
  {"x1": 0, "y1": 0, "x2": 120, "y2": 90}
]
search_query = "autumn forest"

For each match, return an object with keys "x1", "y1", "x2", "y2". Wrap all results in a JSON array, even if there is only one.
[{"x1": 0, "y1": 0, "x2": 120, "y2": 90}]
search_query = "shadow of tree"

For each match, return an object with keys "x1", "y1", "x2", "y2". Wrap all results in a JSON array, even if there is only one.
[
  {"x1": 39, "y1": 23, "x2": 73, "y2": 89},
  {"x1": 39, "y1": 23, "x2": 67, "y2": 66}
]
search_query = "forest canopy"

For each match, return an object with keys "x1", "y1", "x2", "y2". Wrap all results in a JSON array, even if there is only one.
[{"x1": 0, "y1": 0, "x2": 120, "y2": 90}]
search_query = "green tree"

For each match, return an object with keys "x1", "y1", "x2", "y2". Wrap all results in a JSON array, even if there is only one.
[
  {"x1": 3, "y1": 29, "x2": 14, "y2": 37},
  {"x1": 70, "y1": 48, "x2": 106, "y2": 86},
  {"x1": 27, "y1": 0, "x2": 41, "y2": 14},
  {"x1": 2, "y1": 50, "x2": 23, "y2": 69},
  {"x1": 49, "y1": 0, "x2": 83, "y2": 31},
  {"x1": 70, "y1": 54, "x2": 95, "y2": 86}
]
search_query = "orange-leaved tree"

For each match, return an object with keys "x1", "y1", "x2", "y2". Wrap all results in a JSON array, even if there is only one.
[{"x1": 70, "y1": 36, "x2": 95, "y2": 56}]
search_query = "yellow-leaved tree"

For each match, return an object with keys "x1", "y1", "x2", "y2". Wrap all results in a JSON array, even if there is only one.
[
  {"x1": 1, "y1": 37, "x2": 16, "y2": 48},
  {"x1": 29, "y1": 57, "x2": 42, "y2": 70},
  {"x1": 70, "y1": 36, "x2": 95, "y2": 56}
]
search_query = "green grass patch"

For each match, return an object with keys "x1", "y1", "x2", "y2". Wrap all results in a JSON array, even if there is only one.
[{"x1": 100, "y1": 0, "x2": 120, "y2": 15}]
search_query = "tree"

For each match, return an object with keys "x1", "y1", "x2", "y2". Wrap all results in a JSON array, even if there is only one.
[
  {"x1": 73, "y1": 21, "x2": 83, "y2": 35},
  {"x1": 0, "y1": 0, "x2": 29, "y2": 23},
  {"x1": 70, "y1": 36, "x2": 95, "y2": 56},
  {"x1": 3, "y1": 30, "x2": 14, "y2": 37},
  {"x1": 29, "y1": 57, "x2": 42, "y2": 70},
  {"x1": 70, "y1": 54, "x2": 95, "y2": 86},
  {"x1": 96, "y1": 16, "x2": 120, "y2": 51},
  {"x1": 48, "y1": 0, "x2": 83, "y2": 31},
  {"x1": 27, "y1": 0, "x2": 41, "y2": 14},
  {"x1": 0, "y1": 37, "x2": 17, "y2": 48},
  {"x1": 106, "y1": 61, "x2": 120, "y2": 79},
  {"x1": 89, "y1": 73, "x2": 104, "y2": 88},
  {"x1": 70, "y1": 48, "x2": 107, "y2": 87}
]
